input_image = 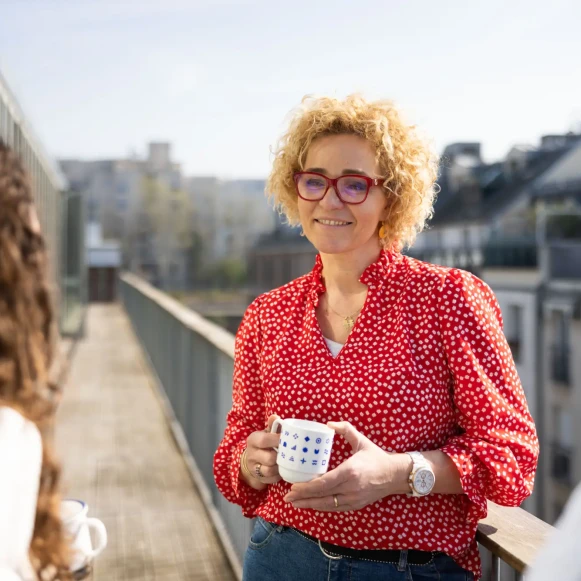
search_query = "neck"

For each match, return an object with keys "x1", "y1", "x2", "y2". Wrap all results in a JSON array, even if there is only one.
[{"x1": 319, "y1": 244, "x2": 383, "y2": 295}]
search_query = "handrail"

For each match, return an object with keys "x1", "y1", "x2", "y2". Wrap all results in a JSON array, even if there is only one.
[
  {"x1": 120, "y1": 272, "x2": 235, "y2": 358},
  {"x1": 477, "y1": 501, "x2": 553, "y2": 573}
]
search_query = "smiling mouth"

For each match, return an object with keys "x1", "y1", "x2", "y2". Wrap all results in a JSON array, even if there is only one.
[{"x1": 315, "y1": 219, "x2": 353, "y2": 226}]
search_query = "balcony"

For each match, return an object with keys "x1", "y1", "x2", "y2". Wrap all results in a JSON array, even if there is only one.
[
  {"x1": 56, "y1": 272, "x2": 550, "y2": 580},
  {"x1": 483, "y1": 242, "x2": 538, "y2": 268},
  {"x1": 406, "y1": 242, "x2": 538, "y2": 270},
  {"x1": 551, "y1": 345, "x2": 571, "y2": 385}
]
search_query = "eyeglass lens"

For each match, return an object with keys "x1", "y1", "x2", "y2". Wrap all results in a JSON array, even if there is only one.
[{"x1": 296, "y1": 173, "x2": 368, "y2": 203}]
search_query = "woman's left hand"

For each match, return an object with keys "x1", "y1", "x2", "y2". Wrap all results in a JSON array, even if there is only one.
[{"x1": 283, "y1": 421, "x2": 411, "y2": 511}]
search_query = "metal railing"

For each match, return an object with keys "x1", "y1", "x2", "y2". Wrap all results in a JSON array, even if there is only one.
[
  {"x1": 0, "y1": 67, "x2": 85, "y2": 337},
  {"x1": 120, "y1": 272, "x2": 554, "y2": 581},
  {"x1": 482, "y1": 242, "x2": 538, "y2": 268}
]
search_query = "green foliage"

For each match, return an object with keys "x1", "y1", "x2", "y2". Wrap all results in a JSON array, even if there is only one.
[
  {"x1": 204, "y1": 258, "x2": 247, "y2": 288},
  {"x1": 546, "y1": 214, "x2": 581, "y2": 240}
]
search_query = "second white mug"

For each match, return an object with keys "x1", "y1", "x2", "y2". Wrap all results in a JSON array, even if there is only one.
[
  {"x1": 61, "y1": 499, "x2": 108, "y2": 572},
  {"x1": 271, "y1": 418, "x2": 335, "y2": 483}
]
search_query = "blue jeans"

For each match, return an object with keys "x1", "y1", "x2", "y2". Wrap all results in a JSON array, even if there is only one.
[{"x1": 243, "y1": 517, "x2": 474, "y2": 581}]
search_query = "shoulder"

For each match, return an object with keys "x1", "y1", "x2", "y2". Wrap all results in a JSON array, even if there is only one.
[
  {"x1": 400, "y1": 257, "x2": 499, "y2": 317},
  {"x1": 400, "y1": 255, "x2": 451, "y2": 285},
  {"x1": 0, "y1": 407, "x2": 42, "y2": 465}
]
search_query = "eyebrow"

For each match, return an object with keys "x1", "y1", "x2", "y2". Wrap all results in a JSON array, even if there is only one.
[{"x1": 305, "y1": 167, "x2": 370, "y2": 177}]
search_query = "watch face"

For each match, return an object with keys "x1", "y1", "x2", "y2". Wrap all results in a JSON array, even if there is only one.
[{"x1": 413, "y1": 468, "x2": 435, "y2": 495}]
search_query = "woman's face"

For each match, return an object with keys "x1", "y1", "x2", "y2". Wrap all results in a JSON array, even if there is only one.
[{"x1": 298, "y1": 134, "x2": 387, "y2": 258}]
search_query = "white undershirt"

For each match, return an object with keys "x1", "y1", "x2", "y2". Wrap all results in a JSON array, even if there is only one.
[
  {"x1": 0, "y1": 406, "x2": 42, "y2": 581},
  {"x1": 323, "y1": 336, "x2": 344, "y2": 357}
]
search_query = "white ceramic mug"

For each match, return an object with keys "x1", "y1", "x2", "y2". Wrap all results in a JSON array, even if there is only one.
[
  {"x1": 271, "y1": 418, "x2": 335, "y2": 483},
  {"x1": 61, "y1": 499, "x2": 108, "y2": 572}
]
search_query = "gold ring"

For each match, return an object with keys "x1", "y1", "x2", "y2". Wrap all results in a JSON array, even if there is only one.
[
  {"x1": 333, "y1": 494, "x2": 339, "y2": 508},
  {"x1": 255, "y1": 463, "x2": 265, "y2": 479}
]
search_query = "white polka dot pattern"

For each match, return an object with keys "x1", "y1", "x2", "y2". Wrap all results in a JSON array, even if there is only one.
[{"x1": 213, "y1": 250, "x2": 539, "y2": 580}]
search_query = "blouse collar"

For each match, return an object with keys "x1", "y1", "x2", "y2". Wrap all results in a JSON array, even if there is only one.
[{"x1": 309, "y1": 249, "x2": 401, "y2": 302}]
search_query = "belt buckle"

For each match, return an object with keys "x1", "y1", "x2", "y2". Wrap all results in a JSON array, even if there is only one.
[{"x1": 318, "y1": 540, "x2": 343, "y2": 560}]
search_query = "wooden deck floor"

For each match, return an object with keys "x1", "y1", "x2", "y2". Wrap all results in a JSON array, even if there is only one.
[{"x1": 55, "y1": 304, "x2": 236, "y2": 581}]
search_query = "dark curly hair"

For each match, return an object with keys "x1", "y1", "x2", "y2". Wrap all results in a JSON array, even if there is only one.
[{"x1": 0, "y1": 140, "x2": 71, "y2": 579}]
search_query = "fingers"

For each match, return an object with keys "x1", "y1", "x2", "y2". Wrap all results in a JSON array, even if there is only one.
[
  {"x1": 249, "y1": 462, "x2": 280, "y2": 482},
  {"x1": 327, "y1": 421, "x2": 361, "y2": 451},
  {"x1": 286, "y1": 463, "x2": 351, "y2": 500},
  {"x1": 247, "y1": 447, "x2": 278, "y2": 467},
  {"x1": 248, "y1": 429, "x2": 280, "y2": 450},
  {"x1": 266, "y1": 414, "x2": 280, "y2": 431},
  {"x1": 287, "y1": 493, "x2": 356, "y2": 512}
]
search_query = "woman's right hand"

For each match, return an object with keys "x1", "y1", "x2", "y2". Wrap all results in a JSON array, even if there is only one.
[{"x1": 240, "y1": 414, "x2": 281, "y2": 490}]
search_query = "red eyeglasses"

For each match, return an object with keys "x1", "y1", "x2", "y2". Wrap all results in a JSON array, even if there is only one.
[{"x1": 293, "y1": 172, "x2": 384, "y2": 205}]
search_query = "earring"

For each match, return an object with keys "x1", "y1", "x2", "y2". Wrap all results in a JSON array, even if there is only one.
[
  {"x1": 299, "y1": 228, "x2": 305, "y2": 237},
  {"x1": 378, "y1": 225, "x2": 386, "y2": 239}
]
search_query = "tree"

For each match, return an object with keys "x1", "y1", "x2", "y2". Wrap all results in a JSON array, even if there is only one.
[{"x1": 127, "y1": 174, "x2": 194, "y2": 290}]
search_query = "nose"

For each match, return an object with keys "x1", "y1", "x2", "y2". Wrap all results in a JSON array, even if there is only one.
[{"x1": 319, "y1": 184, "x2": 344, "y2": 210}]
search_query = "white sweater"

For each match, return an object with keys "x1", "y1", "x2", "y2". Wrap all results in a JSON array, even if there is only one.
[
  {"x1": 0, "y1": 407, "x2": 42, "y2": 581},
  {"x1": 525, "y1": 481, "x2": 581, "y2": 581}
]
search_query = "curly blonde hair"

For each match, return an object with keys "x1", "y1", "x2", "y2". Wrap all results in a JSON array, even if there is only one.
[
  {"x1": 0, "y1": 141, "x2": 71, "y2": 579},
  {"x1": 266, "y1": 94, "x2": 439, "y2": 251}
]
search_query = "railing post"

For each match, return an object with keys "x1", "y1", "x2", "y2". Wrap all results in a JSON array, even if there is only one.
[{"x1": 491, "y1": 554, "x2": 500, "y2": 581}]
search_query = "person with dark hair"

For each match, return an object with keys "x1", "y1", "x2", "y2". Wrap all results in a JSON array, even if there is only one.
[{"x1": 0, "y1": 141, "x2": 71, "y2": 580}]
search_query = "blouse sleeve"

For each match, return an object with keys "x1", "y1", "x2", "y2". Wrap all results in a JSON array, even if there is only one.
[
  {"x1": 213, "y1": 297, "x2": 269, "y2": 517},
  {"x1": 437, "y1": 269, "x2": 539, "y2": 525},
  {"x1": 0, "y1": 407, "x2": 42, "y2": 578}
]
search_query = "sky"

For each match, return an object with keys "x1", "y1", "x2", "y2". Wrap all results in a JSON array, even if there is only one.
[{"x1": 1, "y1": 0, "x2": 580, "y2": 179}]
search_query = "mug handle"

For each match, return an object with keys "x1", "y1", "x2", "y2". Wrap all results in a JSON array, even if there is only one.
[
  {"x1": 85, "y1": 518, "x2": 108, "y2": 560},
  {"x1": 270, "y1": 418, "x2": 283, "y2": 452}
]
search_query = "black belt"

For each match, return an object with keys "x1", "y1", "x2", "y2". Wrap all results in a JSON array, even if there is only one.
[{"x1": 293, "y1": 528, "x2": 437, "y2": 565}]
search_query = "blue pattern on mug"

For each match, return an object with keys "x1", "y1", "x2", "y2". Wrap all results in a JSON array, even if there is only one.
[
  {"x1": 316, "y1": 438, "x2": 322, "y2": 444},
  {"x1": 293, "y1": 434, "x2": 298, "y2": 439},
  {"x1": 283, "y1": 441, "x2": 287, "y2": 447},
  {"x1": 291, "y1": 445, "x2": 297, "y2": 450},
  {"x1": 305, "y1": 436, "x2": 310, "y2": 442},
  {"x1": 300, "y1": 458, "x2": 306, "y2": 464},
  {"x1": 322, "y1": 460, "x2": 327, "y2": 466},
  {"x1": 312, "y1": 460, "x2": 318, "y2": 465},
  {"x1": 314, "y1": 449, "x2": 319, "y2": 454},
  {"x1": 302, "y1": 447, "x2": 308, "y2": 453}
]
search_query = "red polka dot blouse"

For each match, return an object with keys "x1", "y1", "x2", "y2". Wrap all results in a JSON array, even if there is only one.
[{"x1": 214, "y1": 250, "x2": 539, "y2": 579}]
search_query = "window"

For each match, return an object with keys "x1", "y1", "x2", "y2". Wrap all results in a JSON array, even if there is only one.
[
  {"x1": 553, "y1": 407, "x2": 574, "y2": 447},
  {"x1": 505, "y1": 305, "x2": 523, "y2": 364},
  {"x1": 552, "y1": 407, "x2": 574, "y2": 486},
  {"x1": 551, "y1": 311, "x2": 571, "y2": 385}
]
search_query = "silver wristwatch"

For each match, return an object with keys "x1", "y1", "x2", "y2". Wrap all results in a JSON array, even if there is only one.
[{"x1": 406, "y1": 451, "x2": 435, "y2": 497}]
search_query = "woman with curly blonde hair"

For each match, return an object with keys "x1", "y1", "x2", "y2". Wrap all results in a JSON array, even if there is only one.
[
  {"x1": 214, "y1": 96, "x2": 538, "y2": 580},
  {"x1": 0, "y1": 141, "x2": 71, "y2": 580}
]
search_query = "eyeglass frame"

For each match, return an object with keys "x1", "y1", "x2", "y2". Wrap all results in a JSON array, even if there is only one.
[{"x1": 293, "y1": 171, "x2": 385, "y2": 205}]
